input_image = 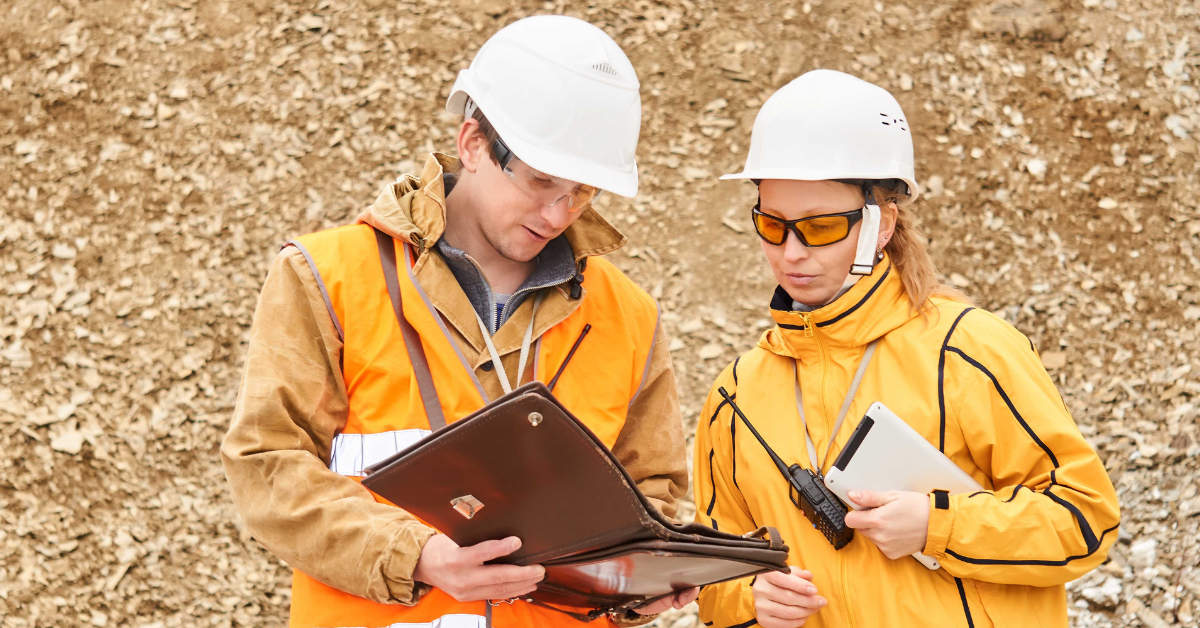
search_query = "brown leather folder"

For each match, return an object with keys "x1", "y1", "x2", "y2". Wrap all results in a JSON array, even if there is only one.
[{"x1": 361, "y1": 382, "x2": 790, "y2": 618}]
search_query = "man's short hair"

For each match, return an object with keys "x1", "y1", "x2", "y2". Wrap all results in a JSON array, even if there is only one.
[{"x1": 466, "y1": 98, "x2": 500, "y2": 164}]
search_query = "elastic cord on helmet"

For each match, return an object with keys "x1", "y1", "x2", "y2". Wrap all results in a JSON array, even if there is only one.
[{"x1": 849, "y1": 184, "x2": 882, "y2": 276}]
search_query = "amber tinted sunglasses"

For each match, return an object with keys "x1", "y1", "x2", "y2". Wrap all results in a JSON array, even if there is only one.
[{"x1": 751, "y1": 205, "x2": 865, "y2": 247}]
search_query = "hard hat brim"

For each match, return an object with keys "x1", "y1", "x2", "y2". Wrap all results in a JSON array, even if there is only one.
[
  {"x1": 506, "y1": 131, "x2": 639, "y2": 198},
  {"x1": 720, "y1": 169, "x2": 920, "y2": 203},
  {"x1": 447, "y1": 77, "x2": 640, "y2": 198}
]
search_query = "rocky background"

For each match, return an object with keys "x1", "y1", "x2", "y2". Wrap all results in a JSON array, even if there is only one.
[{"x1": 1, "y1": 0, "x2": 1198, "y2": 626}]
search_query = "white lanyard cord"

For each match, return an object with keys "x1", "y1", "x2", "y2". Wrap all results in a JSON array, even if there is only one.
[
  {"x1": 474, "y1": 292, "x2": 543, "y2": 395},
  {"x1": 794, "y1": 339, "x2": 879, "y2": 472}
]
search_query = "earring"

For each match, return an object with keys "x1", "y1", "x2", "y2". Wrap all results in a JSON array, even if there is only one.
[{"x1": 876, "y1": 246, "x2": 884, "y2": 260}]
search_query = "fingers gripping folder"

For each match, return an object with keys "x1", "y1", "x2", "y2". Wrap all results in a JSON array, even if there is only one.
[{"x1": 361, "y1": 383, "x2": 790, "y2": 618}]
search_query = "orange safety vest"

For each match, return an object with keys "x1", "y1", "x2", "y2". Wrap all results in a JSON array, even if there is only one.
[{"x1": 285, "y1": 224, "x2": 660, "y2": 628}]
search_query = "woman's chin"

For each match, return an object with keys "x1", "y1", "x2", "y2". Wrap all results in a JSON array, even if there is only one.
[{"x1": 780, "y1": 284, "x2": 839, "y2": 309}]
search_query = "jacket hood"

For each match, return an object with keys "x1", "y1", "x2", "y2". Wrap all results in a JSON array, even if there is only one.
[
  {"x1": 758, "y1": 256, "x2": 921, "y2": 358},
  {"x1": 355, "y1": 153, "x2": 627, "y2": 263}
]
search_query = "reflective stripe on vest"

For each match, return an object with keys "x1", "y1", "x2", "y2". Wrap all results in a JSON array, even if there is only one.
[
  {"x1": 335, "y1": 614, "x2": 486, "y2": 628},
  {"x1": 289, "y1": 224, "x2": 656, "y2": 628},
  {"x1": 329, "y1": 430, "x2": 432, "y2": 477}
]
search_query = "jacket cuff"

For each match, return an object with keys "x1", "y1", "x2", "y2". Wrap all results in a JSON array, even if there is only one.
[
  {"x1": 383, "y1": 525, "x2": 439, "y2": 605},
  {"x1": 923, "y1": 492, "x2": 954, "y2": 558}
]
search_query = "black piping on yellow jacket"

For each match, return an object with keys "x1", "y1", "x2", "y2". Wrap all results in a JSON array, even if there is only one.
[{"x1": 694, "y1": 256, "x2": 1120, "y2": 628}]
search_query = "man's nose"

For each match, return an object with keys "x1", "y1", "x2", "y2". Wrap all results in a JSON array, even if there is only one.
[{"x1": 540, "y1": 199, "x2": 573, "y2": 231}]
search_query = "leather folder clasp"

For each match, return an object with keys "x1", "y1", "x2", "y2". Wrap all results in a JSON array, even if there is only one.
[{"x1": 451, "y1": 495, "x2": 485, "y2": 519}]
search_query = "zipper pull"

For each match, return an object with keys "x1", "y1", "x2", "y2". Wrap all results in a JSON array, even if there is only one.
[
  {"x1": 800, "y1": 313, "x2": 815, "y2": 337},
  {"x1": 568, "y1": 273, "x2": 583, "y2": 299},
  {"x1": 568, "y1": 262, "x2": 586, "y2": 300}
]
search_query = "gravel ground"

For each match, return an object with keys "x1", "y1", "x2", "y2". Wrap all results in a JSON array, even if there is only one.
[{"x1": 1, "y1": 0, "x2": 1197, "y2": 626}]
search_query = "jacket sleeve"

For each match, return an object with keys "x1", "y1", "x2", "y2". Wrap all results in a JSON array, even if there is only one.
[
  {"x1": 694, "y1": 364, "x2": 760, "y2": 628},
  {"x1": 611, "y1": 321, "x2": 689, "y2": 520},
  {"x1": 923, "y1": 310, "x2": 1120, "y2": 586},
  {"x1": 220, "y1": 247, "x2": 437, "y2": 605}
]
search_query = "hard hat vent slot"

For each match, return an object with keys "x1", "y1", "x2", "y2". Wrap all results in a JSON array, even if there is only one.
[
  {"x1": 879, "y1": 112, "x2": 907, "y2": 131},
  {"x1": 592, "y1": 62, "x2": 618, "y2": 77}
]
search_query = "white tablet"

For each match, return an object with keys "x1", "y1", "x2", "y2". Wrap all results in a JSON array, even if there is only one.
[{"x1": 823, "y1": 401, "x2": 984, "y2": 570}]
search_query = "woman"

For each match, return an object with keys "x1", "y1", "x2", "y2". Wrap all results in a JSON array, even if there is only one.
[{"x1": 694, "y1": 70, "x2": 1119, "y2": 628}]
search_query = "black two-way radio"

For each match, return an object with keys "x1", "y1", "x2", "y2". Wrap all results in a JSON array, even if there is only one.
[{"x1": 717, "y1": 388, "x2": 854, "y2": 550}]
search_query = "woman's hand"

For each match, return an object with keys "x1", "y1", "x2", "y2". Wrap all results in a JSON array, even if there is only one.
[
  {"x1": 843, "y1": 490, "x2": 930, "y2": 559},
  {"x1": 752, "y1": 566, "x2": 826, "y2": 628},
  {"x1": 633, "y1": 587, "x2": 699, "y2": 615}
]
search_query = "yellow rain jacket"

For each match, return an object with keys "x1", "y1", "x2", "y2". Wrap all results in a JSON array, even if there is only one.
[{"x1": 695, "y1": 257, "x2": 1119, "y2": 628}]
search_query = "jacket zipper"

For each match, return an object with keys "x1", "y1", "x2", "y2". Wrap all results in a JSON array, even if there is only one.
[
  {"x1": 463, "y1": 254, "x2": 571, "y2": 334},
  {"x1": 798, "y1": 312, "x2": 815, "y2": 337},
  {"x1": 800, "y1": 311, "x2": 857, "y2": 628},
  {"x1": 800, "y1": 314, "x2": 836, "y2": 472}
]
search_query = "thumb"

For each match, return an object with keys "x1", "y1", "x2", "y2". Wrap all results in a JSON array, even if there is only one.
[
  {"x1": 465, "y1": 536, "x2": 523, "y2": 564},
  {"x1": 849, "y1": 490, "x2": 896, "y2": 509},
  {"x1": 673, "y1": 587, "x2": 700, "y2": 608}
]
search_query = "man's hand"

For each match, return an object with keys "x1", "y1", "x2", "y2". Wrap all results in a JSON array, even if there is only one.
[
  {"x1": 843, "y1": 490, "x2": 930, "y2": 559},
  {"x1": 632, "y1": 587, "x2": 699, "y2": 615},
  {"x1": 752, "y1": 567, "x2": 826, "y2": 628},
  {"x1": 413, "y1": 534, "x2": 545, "y2": 602}
]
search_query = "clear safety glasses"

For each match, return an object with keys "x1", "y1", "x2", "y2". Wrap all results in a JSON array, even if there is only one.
[{"x1": 490, "y1": 137, "x2": 601, "y2": 212}]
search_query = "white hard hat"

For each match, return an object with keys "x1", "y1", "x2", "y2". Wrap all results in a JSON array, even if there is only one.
[
  {"x1": 446, "y1": 15, "x2": 642, "y2": 198},
  {"x1": 722, "y1": 69, "x2": 919, "y2": 202},
  {"x1": 724, "y1": 70, "x2": 919, "y2": 278}
]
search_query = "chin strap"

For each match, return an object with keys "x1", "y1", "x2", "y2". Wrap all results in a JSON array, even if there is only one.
[
  {"x1": 849, "y1": 185, "x2": 882, "y2": 276},
  {"x1": 838, "y1": 270, "x2": 863, "y2": 292}
]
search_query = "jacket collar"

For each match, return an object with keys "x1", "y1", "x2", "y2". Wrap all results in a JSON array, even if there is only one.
[
  {"x1": 434, "y1": 235, "x2": 578, "y2": 333},
  {"x1": 758, "y1": 256, "x2": 919, "y2": 358}
]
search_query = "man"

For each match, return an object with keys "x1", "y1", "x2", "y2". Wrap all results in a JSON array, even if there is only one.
[{"x1": 221, "y1": 15, "x2": 694, "y2": 628}]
